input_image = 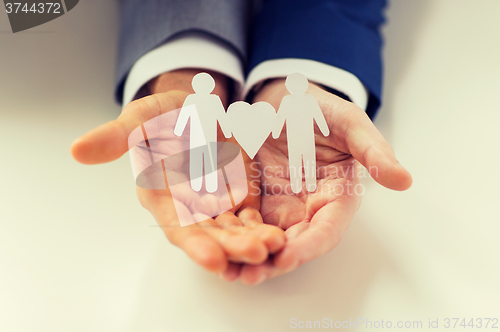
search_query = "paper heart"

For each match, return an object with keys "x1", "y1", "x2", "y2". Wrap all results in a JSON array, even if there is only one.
[{"x1": 226, "y1": 101, "x2": 276, "y2": 159}]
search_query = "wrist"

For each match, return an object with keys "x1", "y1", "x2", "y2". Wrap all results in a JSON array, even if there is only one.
[
  {"x1": 250, "y1": 78, "x2": 287, "y2": 104},
  {"x1": 146, "y1": 69, "x2": 231, "y2": 105},
  {"x1": 251, "y1": 77, "x2": 350, "y2": 101}
]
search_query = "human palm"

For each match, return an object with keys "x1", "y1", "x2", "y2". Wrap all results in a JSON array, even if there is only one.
[
  {"x1": 257, "y1": 122, "x2": 362, "y2": 239},
  {"x1": 237, "y1": 79, "x2": 412, "y2": 284},
  {"x1": 71, "y1": 70, "x2": 286, "y2": 281},
  {"x1": 71, "y1": 70, "x2": 411, "y2": 285}
]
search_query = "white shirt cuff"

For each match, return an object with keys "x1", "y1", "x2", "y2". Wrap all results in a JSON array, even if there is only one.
[
  {"x1": 243, "y1": 59, "x2": 369, "y2": 111},
  {"x1": 122, "y1": 31, "x2": 245, "y2": 106}
]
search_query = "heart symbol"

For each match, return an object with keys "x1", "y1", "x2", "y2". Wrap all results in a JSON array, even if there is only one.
[{"x1": 226, "y1": 101, "x2": 276, "y2": 159}]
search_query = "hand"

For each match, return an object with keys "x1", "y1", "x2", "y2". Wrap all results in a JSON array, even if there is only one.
[
  {"x1": 71, "y1": 69, "x2": 285, "y2": 281},
  {"x1": 238, "y1": 79, "x2": 412, "y2": 284}
]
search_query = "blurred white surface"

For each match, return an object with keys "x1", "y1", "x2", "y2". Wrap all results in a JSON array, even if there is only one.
[{"x1": 1, "y1": 1, "x2": 499, "y2": 331}]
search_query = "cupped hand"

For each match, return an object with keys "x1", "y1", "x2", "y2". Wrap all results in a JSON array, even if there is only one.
[
  {"x1": 238, "y1": 79, "x2": 412, "y2": 284},
  {"x1": 71, "y1": 70, "x2": 285, "y2": 281}
]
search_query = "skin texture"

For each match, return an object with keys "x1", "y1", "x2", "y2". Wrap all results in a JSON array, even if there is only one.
[
  {"x1": 71, "y1": 70, "x2": 286, "y2": 282},
  {"x1": 236, "y1": 79, "x2": 412, "y2": 284},
  {"x1": 71, "y1": 69, "x2": 412, "y2": 285}
]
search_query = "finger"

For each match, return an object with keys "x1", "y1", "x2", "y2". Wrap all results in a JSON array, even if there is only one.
[
  {"x1": 199, "y1": 218, "x2": 268, "y2": 264},
  {"x1": 322, "y1": 95, "x2": 412, "y2": 191},
  {"x1": 283, "y1": 220, "x2": 310, "y2": 240},
  {"x1": 274, "y1": 195, "x2": 356, "y2": 271},
  {"x1": 214, "y1": 211, "x2": 244, "y2": 228},
  {"x1": 215, "y1": 210, "x2": 283, "y2": 252},
  {"x1": 145, "y1": 190, "x2": 228, "y2": 274},
  {"x1": 176, "y1": 229, "x2": 228, "y2": 274},
  {"x1": 240, "y1": 259, "x2": 289, "y2": 285},
  {"x1": 71, "y1": 92, "x2": 186, "y2": 164},
  {"x1": 238, "y1": 223, "x2": 311, "y2": 285},
  {"x1": 240, "y1": 260, "x2": 271, "y2": 285},
  {"x1": 237, "y1": 205, "x2": 263, "y2": 227},
  {"x1": 343, "y1": 116, "x2": 412, "y2": 190},
  {"x1": 238, "y1": 206, "x2": 286, "y2": 253},
  {"x1": 219, "y1": 262, "x2": 242, "y2": 282}
]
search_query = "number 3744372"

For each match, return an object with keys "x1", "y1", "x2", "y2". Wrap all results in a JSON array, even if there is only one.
[
  {"x1": 5, "y1": 3, "x2": 62, "y2": 14},
  {"x1": 444, "y1": 318, "x2": 498, "y2": 329}
]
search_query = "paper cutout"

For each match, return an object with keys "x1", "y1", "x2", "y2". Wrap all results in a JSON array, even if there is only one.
[
  {"x1": 173, "y1": 73, "x2": 232, "y2": 193},
  {"x1": 129, "y1": 72, "x2": 332, "y2": 227},
  {"x1": 172, "y1": 72, "x2": 330, "y2": 194},
  {"x1": 273, "y1": 73, "x2": 330, "y2": 193},
  {"x1": 128, "y1": 105, "x2": 248, "y2": 227},
  {"x1": 226, "y1": 101, "x2": 276, "y2": 159}
]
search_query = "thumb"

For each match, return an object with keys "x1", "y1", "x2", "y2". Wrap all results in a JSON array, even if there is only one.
[
  {"x1": 325, "y1": 98, "x2": 412, "y2": 191},
  {"x1": 70, "y1": 118, "x2": 130, "y2": 164},
  {"x1": 71, "y1": 92, "x2": 185, "y2": 164}
]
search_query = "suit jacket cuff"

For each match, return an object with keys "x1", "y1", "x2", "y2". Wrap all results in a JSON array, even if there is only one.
[
  {"x1": 122, "y1": 31, "x2": 245, "y2": 106},
  {"x1": 244, "y1": 59, "x2": 369, "y2": 111}
]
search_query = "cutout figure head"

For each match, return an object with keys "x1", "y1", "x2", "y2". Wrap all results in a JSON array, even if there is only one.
[
  {"x1": 192, "y1": 72, "x2": 215, "y2": 94},
  {"x1": 285, "y1": 73, "x2": 309, "y2": 95}
]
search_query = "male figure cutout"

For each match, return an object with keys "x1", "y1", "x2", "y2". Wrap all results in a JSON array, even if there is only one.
[
  {"x1": 174, "y1": 73, "x2": 231, "y2": 193},
  {"x1": 272, "y1": 73, "x2": 330, "y2": 194}
]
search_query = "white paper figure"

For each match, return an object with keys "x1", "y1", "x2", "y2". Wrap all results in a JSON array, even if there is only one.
[
  {"x1": 226, "y1": 101, "x2": 276, "y2": 159},
  {"x1": 272, "y1": 73, "x2": 330, "y2": 194},
  {"x1": 174, "y1": 73, "x2": 232, "y2": 193},
  {"x1": 129, "y1": 107, "x2": 248, "y2": 228}
]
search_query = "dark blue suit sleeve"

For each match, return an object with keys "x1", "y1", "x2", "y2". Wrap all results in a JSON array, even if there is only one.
[{"x1": 248, "y1": 0, "x2": 387, "y2": 119}]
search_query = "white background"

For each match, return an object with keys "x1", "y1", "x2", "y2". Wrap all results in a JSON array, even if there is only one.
[{"x1": 1, "y1": 1, "x2": 499, "y2": 331}]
